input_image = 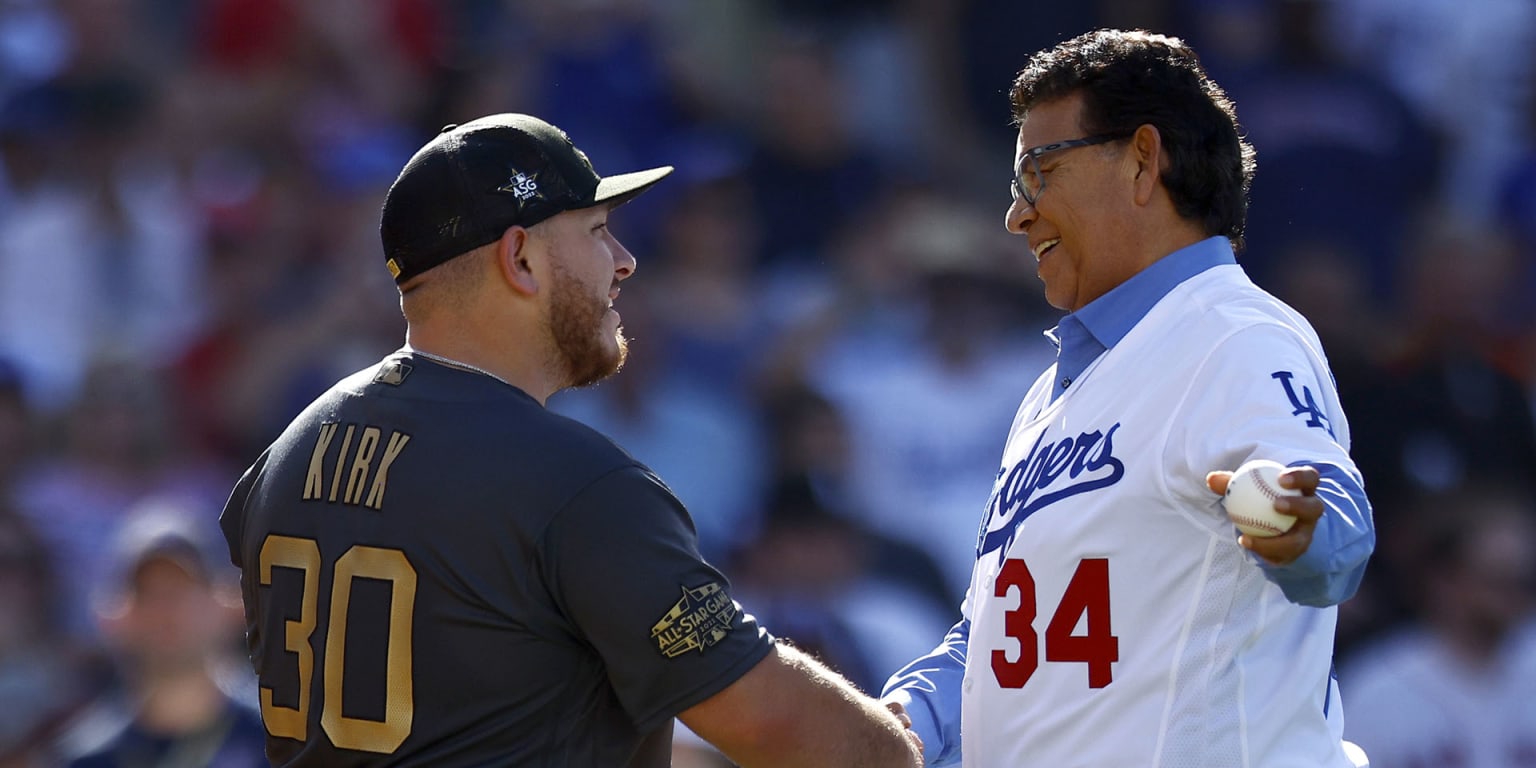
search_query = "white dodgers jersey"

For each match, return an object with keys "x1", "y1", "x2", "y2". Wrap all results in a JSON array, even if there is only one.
[{"x1": 961, "y1": 264, "x2": 1357, "y2": 767}]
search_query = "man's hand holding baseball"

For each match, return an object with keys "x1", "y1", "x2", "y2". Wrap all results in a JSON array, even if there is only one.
[{"x1": 1207, "y1": 465, "x2": 1325, "y2": 565}]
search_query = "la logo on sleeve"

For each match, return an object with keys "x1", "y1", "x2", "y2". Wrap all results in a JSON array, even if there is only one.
[{"x1": 1271, "y1": 371, "x2": 1334, "y2": 436}]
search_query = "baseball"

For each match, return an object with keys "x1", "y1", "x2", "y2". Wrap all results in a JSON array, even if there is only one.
[{"x1": 1222, "y1": 459, "x2": 1301, "y2": 537}]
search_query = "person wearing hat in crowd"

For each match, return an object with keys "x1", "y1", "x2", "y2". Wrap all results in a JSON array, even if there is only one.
[
  {"x1": 220, "y1": 114, "x2": 922, "y2": 767},
  {"x1": 66, "y1": 509, "x2": 266, "y2": 768}
]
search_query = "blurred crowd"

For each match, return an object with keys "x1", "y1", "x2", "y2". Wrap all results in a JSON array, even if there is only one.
[{"x1": 0, "y1": 0, "x2": 1533, "y2": 765}]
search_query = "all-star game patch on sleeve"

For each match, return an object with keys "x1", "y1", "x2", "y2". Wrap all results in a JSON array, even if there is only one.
[{"x1": 541, "y1": 465, "x2": 773, "y2": 733}]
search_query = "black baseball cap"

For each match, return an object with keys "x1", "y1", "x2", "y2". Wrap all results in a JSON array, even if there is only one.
[{"x1": 380, "y1": 114, "x2": 674, "y2": 284}]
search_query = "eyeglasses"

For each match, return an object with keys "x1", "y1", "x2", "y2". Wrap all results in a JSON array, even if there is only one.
[{"x1": 1010, "y1": 133, "x2": 1130, "y2": 205}]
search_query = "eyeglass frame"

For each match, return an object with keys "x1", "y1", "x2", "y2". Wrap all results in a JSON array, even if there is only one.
[{"x1": 1010, "y1": 131, "x2": 1134, "y2": 205}]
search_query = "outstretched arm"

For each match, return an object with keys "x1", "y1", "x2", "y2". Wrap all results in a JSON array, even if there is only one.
[
  {"x1": 680, "y1": 641, "x2": 923, "y2": 767},
  {"x1": 1207, "y1": 461, "x2": 1373, "y2": 607}
]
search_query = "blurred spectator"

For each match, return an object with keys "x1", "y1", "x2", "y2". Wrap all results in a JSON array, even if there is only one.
[
  {"x1": 0, "y1": 74, "x2": 205, "y2": 413},
  {"x1": 172, "y1": 173, "x2": 403, "y2": 465},
  {"x1": 1216, "y1": 0, "x2": 1435, "y2": 303},
  {"x1": 755, "y1": 381, "x2": 952, "y2": 612},
  {"x1": 0, "y1": 509, "x2": 95, "y2": 768},
  {"x1": 0, "y1": 1, "x2": 71, "y2": 102},
  {"x1": 777, "y1": 189, "x2": 1056, "y2": 596},
  {"x1": 728, "y1": 473, "x2": 953, "y2": 695},
  {"x1": 1340, "y1": 483, "x2": 1536, "y2": 766},
  {"x1": 743, "y1": 29, "x2": 889, "y2": 272},
  {"x1": 1494, "y1": 92, "x2": 1536, "y2": 404},
  {"x1": 1345, "y1": 219, "x2": 1536, "y2": 514},
  {"x1": 14, "y1": 360, "x2": 231, "y2": 641},
  {"x1": 763, "y1": 0, "x2": 940, "y2": 166},
  {"x1": 518, "y1": 0, "x2": 679, "y2": 157},
  {"x1": 0, "y1": 359, "x2": 32, "y2": 501},
  {"x1": 634, "y1": 172, "x2": 765, "y2": 393},
  {"x1": 62, "y1": 509, "x2": 263, "y2": 768},
  {"x1": 928, "y1": 0, "x2": 1105, "y2": 192},
  {"x1": 1325, "y1": 0, "x2": 1536, "y2": 222}
]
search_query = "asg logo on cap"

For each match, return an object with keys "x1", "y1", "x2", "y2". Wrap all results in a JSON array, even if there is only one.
[{"x1": 498, "y1": 171, "x2": 542, "y2": 202}]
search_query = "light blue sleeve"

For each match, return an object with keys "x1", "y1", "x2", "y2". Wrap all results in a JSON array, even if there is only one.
[
  {"x1": 881, "y1": 618, "x2": 968, "y2": 767},
  {"x1": 1258, "y1": 460, "x2": 1375, "y2": 607}
]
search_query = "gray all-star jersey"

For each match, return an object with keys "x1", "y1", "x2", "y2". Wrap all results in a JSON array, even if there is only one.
[{"x1": 220, "y1": 351, "x2": 772, "y2": 767}]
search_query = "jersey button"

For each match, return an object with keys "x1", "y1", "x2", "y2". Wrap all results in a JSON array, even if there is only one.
[
  {"x1": 1060, "y1": 377, "x2": 1072, "y2": 388},
  {"x1": 963, "y1": 677, "x2": 974, "y2": 693}
]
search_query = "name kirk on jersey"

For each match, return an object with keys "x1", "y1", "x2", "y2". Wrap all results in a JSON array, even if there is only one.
[{"x1": 302, "y1": 421, "x2": 412, "y2": 510}]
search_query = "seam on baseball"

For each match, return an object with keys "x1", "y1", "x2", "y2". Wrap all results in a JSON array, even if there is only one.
[
  {"x1": 1229, "y1": 514, "x2": 1287, "y2": 534},
  {"x1": 1250, "y1": 470, "x2": 1281, "y2": 501}
]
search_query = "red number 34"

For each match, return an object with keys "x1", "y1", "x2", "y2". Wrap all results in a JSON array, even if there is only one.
[{"x1": 991, "y1": 557, "x2": 1119, "y2": 689}]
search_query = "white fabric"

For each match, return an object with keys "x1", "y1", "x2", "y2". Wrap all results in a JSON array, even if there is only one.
[{"x1": 958, "y1": 265, "x2": 1360, "y2": 767}]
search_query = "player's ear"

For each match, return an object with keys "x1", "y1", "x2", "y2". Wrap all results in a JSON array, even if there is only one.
[
  {"x1": 496, "y1": 225, "x2": 539, "y2": 296},
  {"x1": 1129, "y1": 123, "x2": 1163, "y2": 206}
]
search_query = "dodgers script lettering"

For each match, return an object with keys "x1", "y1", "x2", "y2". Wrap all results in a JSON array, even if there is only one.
[{"x1": 978, "y1": 423, "x2": 1125, "y2": 557}]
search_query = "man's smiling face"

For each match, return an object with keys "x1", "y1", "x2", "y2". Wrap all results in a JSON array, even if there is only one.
[{"x1": 1005, "y1": 93, "x2": 1140, "y2": 312}]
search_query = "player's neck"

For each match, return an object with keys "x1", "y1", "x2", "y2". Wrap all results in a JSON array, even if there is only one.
[
  {"x1": 1143, "y1": 216, "x2": 1209, "y2": 268},
  {"x1": 404, "y1": 325, "x2": 555, "y2": 405}
]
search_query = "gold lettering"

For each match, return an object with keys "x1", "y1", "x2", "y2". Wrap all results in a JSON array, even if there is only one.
[
  {"x1": 328, "y1": 425, "x2": 355, "y2": 503},
  {"x1": 304, "y1": 423, "x2": 340, "y2": 500},
  {"x1": 343, "y1": 428, "x2": 381, "y2": 506},
  {"x1": 365, "y1": 432, "x2": 411, "y2": 510},
  {"x1": 657, "y1": 626, "x2": 684, "y2": 646}
]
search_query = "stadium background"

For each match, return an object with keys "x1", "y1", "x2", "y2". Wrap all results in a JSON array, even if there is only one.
[{"x1": 0, "y1": 0, "x2": 1533, "y2": 763}]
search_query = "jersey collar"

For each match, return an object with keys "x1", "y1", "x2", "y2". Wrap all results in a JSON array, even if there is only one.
[{"x1": 1046, "y1": 236, "x2": 1236, "y2": 400}]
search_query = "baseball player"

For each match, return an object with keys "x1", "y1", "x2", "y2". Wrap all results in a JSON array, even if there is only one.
[
  {"x1": 220, "y1": 114, "x2": 921, "y2": 767},
  {"x1": 881, "y1": 30, "x2": 1375, "y2": 766}
]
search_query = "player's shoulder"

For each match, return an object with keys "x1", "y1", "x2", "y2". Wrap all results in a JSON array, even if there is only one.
[
  {"x1": 527, "y1": 404, "x2": 645, "y2": 471},
  {"x1": 1169, "y1": 265, "x2": 1319, "y2": 346},
  {"x1": 258, "y1": 353, "x2": 645, "y2": 495},
  {"x1": 1177, "y1": 265, "x2": 1300, "y2": 323}
]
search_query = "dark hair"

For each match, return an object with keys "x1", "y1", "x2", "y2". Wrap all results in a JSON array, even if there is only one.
[{"x1": 1010, "y1": 29, "x2": 1256, "y2": 251}]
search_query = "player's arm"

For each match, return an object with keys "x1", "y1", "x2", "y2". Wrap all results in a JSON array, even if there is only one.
[
  {"x1": 880, "y1": 618, "x2": 967, "y2": 766},
  {"x1": 679, "y1": 641, "x2": 922, "y2": 767},
  {"x1": 1207, "y1": 461, "x2": 1373, "y2": 606},
  {"x1": 543, "y1": 466, "x2": 918, "y2": 765},
  {"x1": 1175, "y1": 322, "x2": 1375, "y2": 608}
]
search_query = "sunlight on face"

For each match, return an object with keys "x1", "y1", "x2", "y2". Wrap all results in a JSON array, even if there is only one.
[{"x1": 547, "y1": 255, "x2": 627, "y2": 389}]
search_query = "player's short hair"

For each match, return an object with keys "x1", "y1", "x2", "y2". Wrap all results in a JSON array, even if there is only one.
[
  {"x1": 399, "y1": 241, "x2": 495, "y2": 320},
  {"x1": 1010, "y1": 29, "x2": 1256, "y2": 251}
]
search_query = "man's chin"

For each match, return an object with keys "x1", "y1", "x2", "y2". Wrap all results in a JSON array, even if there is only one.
[{"x1": 566, "y1": 335, "x2": 627, "y2": 389}]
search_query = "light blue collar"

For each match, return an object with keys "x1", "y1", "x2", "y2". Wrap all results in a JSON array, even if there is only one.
[{"x1": 1046, "y1": 236, "x2": 1236, "y2": 400}]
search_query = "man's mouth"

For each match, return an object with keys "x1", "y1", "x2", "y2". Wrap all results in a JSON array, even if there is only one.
[{"x1": 1032, "y1": 238, "x2": 1061, "y2": 260}]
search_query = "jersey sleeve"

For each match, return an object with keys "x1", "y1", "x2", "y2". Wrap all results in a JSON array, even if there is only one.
[
  {"x1": 881, "y1": 617, "x2": 967, "y2": 767},
  {"x1": 218, "y1": 448, "x2": 270, "y2": 571},
  {"x1": 540, "y1": 465, "x2": 774, "y2": 733},
  {"x1": 1166, "y1": 320, "x2": 1375, "y2": 606}
]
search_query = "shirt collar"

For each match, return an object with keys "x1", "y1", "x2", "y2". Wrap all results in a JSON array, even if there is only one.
[{"x1": 1052, "y1": 235, "x2": 1237, "y2": 350}]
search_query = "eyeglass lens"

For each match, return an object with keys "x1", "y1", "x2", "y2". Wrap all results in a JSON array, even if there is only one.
[{"x1": 1012, "y1": 155, "x2": 1042, "y2": 204}]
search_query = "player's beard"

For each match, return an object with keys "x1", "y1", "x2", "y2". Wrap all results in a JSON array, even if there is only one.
[{"x1": 547, "y1": 258, "x2": 628, "y2": 389}]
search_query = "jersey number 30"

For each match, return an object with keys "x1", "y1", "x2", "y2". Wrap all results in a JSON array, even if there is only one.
[
  {"x1": 991, "y1": 557, "x2": 1118, "y2": 689},
  {"x1": 259, "y1": 534, "x2": 417, "y2": 753}
]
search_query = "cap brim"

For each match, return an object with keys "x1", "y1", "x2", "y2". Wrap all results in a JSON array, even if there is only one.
[{"x1": 593, "y1": 166, "x2": 674, "y2": 208}]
